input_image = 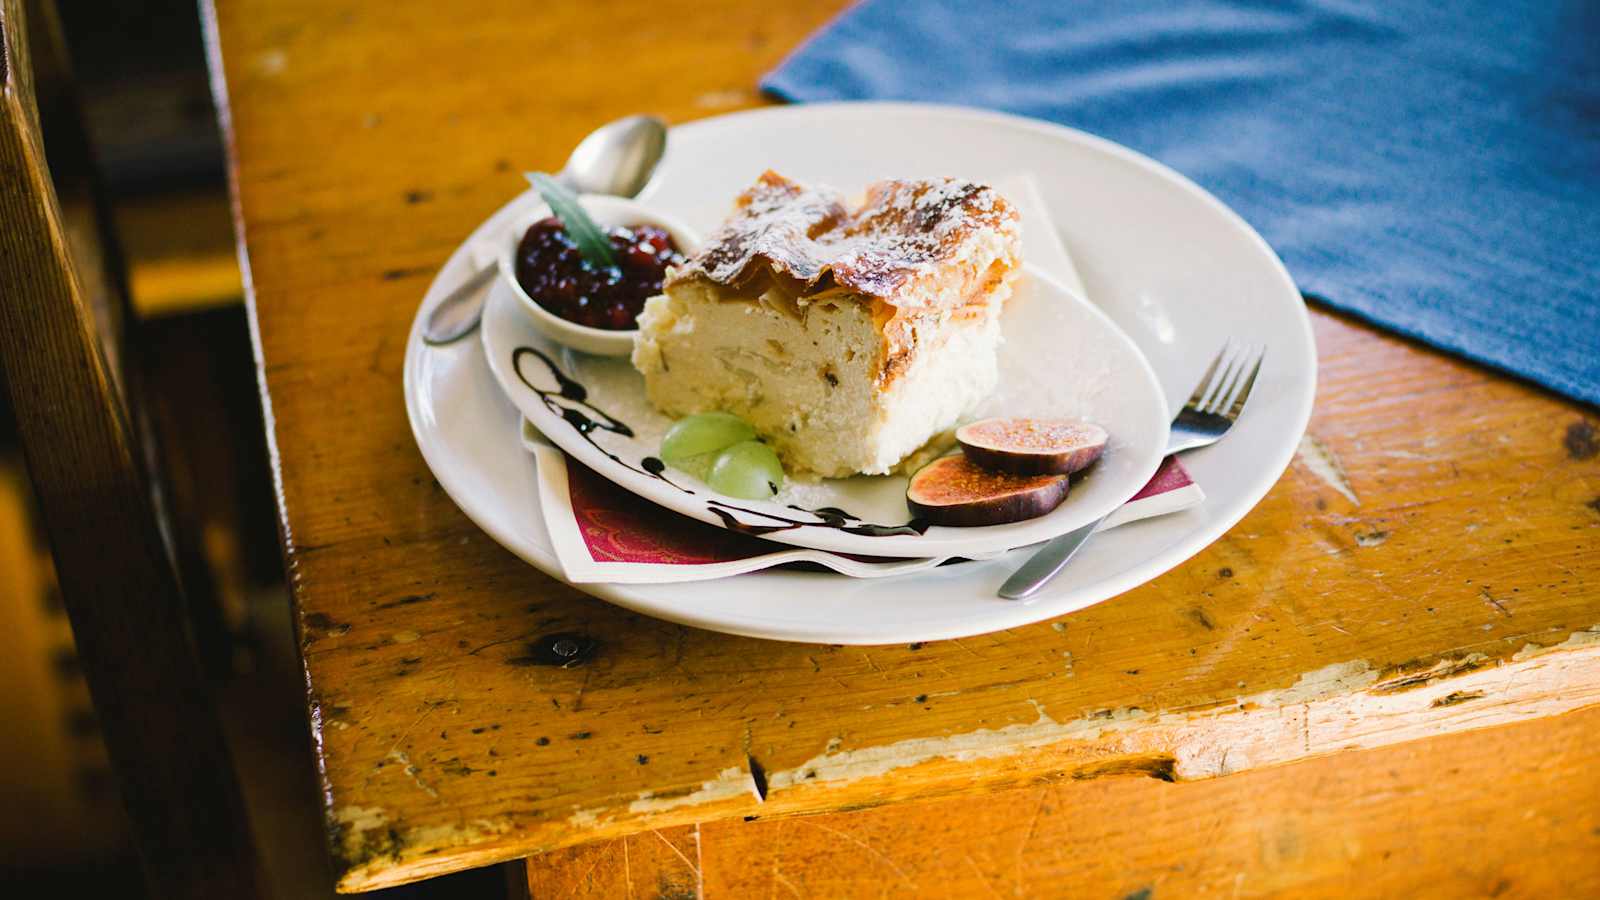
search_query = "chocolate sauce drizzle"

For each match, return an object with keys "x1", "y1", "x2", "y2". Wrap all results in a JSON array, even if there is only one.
[
  {"x1": 512, "y1": 345, "x2": 929, "y2": 539},
  {"x1": 709, "y1": 501, "x2": 929, "y2": 538},
  {"x1": 513, "y1": 347, "x2": 686, "y2": 492}
]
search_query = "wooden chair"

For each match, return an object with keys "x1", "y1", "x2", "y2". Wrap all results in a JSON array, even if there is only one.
[{"x1": 0, "y1": 0, "x2": 262, "y2": 895}]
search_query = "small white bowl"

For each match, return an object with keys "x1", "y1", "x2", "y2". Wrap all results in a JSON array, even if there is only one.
[{"x1": 498, "y1": 195, "x2": 701, "y2": 357}]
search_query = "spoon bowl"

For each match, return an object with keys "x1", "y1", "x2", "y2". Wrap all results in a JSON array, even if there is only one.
[{"x1": 564, "y1": 116, "x2": 668, "y2": 197}]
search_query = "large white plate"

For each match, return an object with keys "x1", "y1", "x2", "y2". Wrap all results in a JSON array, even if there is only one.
[
  {"x1": 403, "y1": 102, "x2": 1316, "y2": 644},
  {"x1": 481, "y1": 262, "x2": 1169, "y2": 559}
]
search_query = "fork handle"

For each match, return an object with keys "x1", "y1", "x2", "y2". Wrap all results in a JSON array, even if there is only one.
[
  {"x1": 997, "y1": 515, "x2": 1107, "y2": 601},
  {"x1": 1000, "y1": 425, "x2": 1221, "y2": 600}
]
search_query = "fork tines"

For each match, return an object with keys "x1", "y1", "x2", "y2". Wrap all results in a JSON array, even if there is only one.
[{"x1": 1190, "y1": 341, "x2": 1266, "y2": 419}]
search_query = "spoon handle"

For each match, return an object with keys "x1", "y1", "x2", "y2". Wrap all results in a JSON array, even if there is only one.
[{"x1": 422, "y1": 262, "x2": 497, "y2": 345}]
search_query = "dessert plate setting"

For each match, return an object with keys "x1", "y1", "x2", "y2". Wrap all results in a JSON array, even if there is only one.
[
  {"x1": 404, "y1": 102, "x2": 1317, "y2": 644},
  {"x1": 481, "y1": 263, "x2": 1168, "y2": 559}
]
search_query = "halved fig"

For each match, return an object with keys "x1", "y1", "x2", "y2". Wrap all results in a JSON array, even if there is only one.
[
  {"x1": 956, "y1": 417, "x2": 1108, "y2": 476},
  {"x1": 906, "y1": 455, "x2": 1069, "y2": 527}
]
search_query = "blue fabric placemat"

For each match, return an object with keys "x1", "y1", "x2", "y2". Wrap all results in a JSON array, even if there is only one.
[{"x1": 763, "y1": 0, "x2": 1600, "y2": 407}]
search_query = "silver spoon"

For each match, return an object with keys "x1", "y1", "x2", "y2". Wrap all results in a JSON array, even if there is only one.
[{"x1": 423, "y1": 115, "x2": 669, "y2": 345}]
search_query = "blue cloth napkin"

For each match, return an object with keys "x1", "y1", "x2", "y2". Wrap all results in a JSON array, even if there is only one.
[{"x1": 763, "y1": 0, "x2": 1600, "y2": 407}]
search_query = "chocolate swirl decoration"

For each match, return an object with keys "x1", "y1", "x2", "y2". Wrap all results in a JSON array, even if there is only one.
[
  {"x1": 512, "y1": 346, "x2": 929, "y2": 538},
  {"x1": 707, "y1": 501, "x2": 927, "y2": 538},
  {"x1": 513, "y1": 347, "x2": 687, "y2": 491}
]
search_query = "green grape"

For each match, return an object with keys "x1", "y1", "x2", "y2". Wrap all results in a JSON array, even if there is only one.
[
  {"x1": 667, "y1": 452, "x2": 717, "y2": 483},
  {"x1": 660, "y1": 412, "x2": 756, "y2": 462},
  {"x1": 708, "y1": 440, "x2": 785, "y2": 500}
]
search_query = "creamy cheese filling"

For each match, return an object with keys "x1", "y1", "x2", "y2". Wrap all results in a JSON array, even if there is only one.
[{"x1": 632, "y1": 274, "x2": 1015, "y2": 477}]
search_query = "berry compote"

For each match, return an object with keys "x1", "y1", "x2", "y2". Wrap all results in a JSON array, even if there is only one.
[{"x1": 513, "y1": 217, "x2": 684, "y2": 330}]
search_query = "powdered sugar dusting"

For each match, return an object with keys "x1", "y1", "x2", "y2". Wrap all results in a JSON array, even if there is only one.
[
  {"x1": 774, "y1": 477, "x2": 842, "y2": 509},
  {"x1": 673, "y1": 170, "x2": 1020, "y2": 308}
]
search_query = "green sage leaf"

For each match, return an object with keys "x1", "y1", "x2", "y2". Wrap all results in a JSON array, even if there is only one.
[{"x1": 525, "y1": 171, "x2": 618, "y2": 269}]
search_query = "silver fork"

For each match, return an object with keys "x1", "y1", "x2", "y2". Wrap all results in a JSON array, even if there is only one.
[{"x1": 998, "y1": 342, "x2": 1266, "y2": 601}]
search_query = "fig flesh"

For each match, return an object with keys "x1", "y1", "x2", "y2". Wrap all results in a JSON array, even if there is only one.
[
  {"x1": 956, "y1": 417, "x2": 1108, "y2": 476},
  {"x1": 906, "y1": 455, "x2": 1069, "y2": 527}
]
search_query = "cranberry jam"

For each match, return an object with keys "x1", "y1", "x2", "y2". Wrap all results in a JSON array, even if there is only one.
[{"x1": 513, "y1": 217, "x2": 684, "y2": 330}]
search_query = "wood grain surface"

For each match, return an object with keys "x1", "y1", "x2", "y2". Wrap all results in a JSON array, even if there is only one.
[
  {"x1": 202, "y1": 0, "x2": 1600, "y2": 890},
  {"x1": 528, "y1": 704, "x2": 1600, "y2": 898}
]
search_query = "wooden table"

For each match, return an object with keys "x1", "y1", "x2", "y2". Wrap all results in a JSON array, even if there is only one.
[{"x1": 202, "y1": 0, "x2": 1600, "y2": 893}]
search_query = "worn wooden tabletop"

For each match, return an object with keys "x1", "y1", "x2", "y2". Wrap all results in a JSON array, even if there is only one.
[{"x1": 203, "y1": 0, "x2": 1600, "y2": 892}]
